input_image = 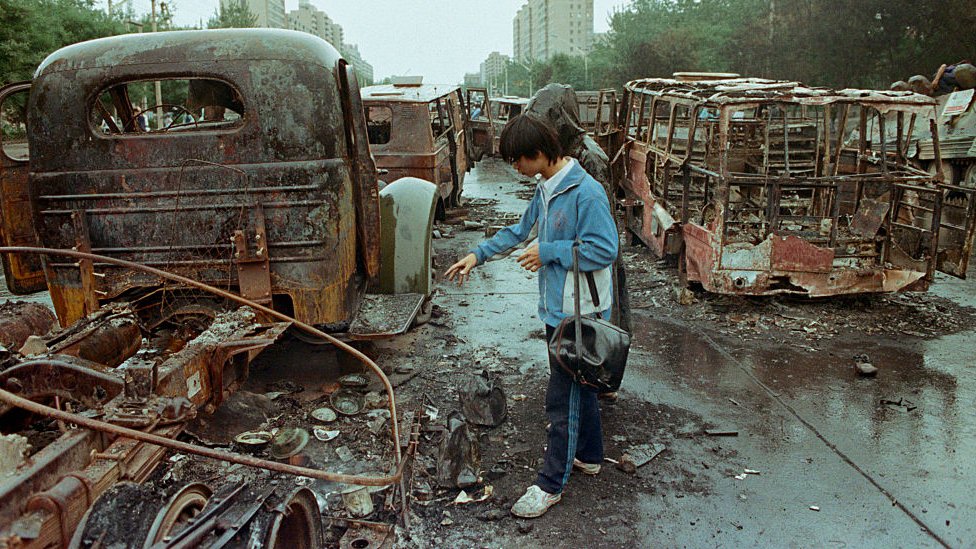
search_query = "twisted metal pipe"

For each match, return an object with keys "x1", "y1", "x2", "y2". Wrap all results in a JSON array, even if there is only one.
[{"x1": 0, "y1": 246, "x2": 402, "y2": 485}]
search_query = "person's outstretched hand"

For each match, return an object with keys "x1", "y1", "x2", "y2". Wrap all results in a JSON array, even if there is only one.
[
  {"x1": 517, "y1": 243, "x2": 542, "y2": 272},
  {"x1": 445, "y1": 253, "x2": 478, "y2": 286}
]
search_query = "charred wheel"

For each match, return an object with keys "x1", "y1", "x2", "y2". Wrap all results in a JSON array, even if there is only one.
[
  {"x1": 144, "y1": 482, "x2": 213, "y2": 546},
  {"x1": 253, "y1": 487, "x2": 323, "y2": 549}
]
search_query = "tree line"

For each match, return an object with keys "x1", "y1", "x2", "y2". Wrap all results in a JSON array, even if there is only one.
[
  {"x1": 0, "y1": 0, "x2": 256, "y2": 86},
  {"x1": 3, "y1": 0, "x2": 973, "y2": 93},
  {"x1": 501, "y1": 0, "x2": 975, "y2": 96}
]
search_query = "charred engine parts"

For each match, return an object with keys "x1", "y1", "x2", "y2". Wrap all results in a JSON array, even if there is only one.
[
  {"x1": 437, "y1": 412, "x2": 480, "y2": 489},
  {"x1": 458, "y1": 370, "x2": 507, "y2": 427}
]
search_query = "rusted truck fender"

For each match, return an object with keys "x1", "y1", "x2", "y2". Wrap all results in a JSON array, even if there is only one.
[{"x1": 377, "y1": 177, "x2": 437, "y2": 295}]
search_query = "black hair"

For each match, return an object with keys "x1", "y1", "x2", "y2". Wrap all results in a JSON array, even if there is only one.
[{"x1": 498, "y1": 113, "x2": 563, "y2": 165}]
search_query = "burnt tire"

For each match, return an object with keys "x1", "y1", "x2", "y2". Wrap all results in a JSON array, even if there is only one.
[
  {"x1": 242, "y1": 487, "x2": 323, "y2": 549},
  {"x1": 70, "y1": 482, "x2": 163, "y2": 548}
]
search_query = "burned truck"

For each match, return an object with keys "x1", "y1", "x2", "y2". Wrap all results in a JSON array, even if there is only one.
[
  {"x1": 361, "y1": 80, "x2": 471, "y2": 218},
  {"x1": 613, "y1": 77, "x2": 976, "y2": 296},
  {"x1": 0, "y1": 29, "x2": 435, "y2": 547}
]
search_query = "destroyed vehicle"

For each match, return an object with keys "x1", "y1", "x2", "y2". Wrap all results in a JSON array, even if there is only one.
[
  {"x1": 613, "y1": 77, "x2": 976, "y2": 296},
  {"x1": 0, "y1": 29, "x2": 426, "y2": 547},
  {"x1": 574, "y1": 89, "x2": 620, "y2": 152},
  {"x1": 362, "y1": 79, "x2": 471, "y2": 218},
  {"x1": 0, "y1": 28, "x2": 438, "y2": 338},
  {"x1": 488, "y1": 95, "x2": 529, "y2": 154},
  {"x1": 915, "y1": 89, "x2": 976, "y2": 190},
  {"x1": 465, "y1": 87, "x2": 495, "y2": 160}
]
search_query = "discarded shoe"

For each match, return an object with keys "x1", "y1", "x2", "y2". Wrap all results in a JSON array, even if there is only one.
[
  {"x1": 853, "y1": 354, "x2": 878, "y2": 377},
  {"x1": 511, "y1": 485, "x2": 561, "y2": 518},
  {"x1": 572, "y1": 458, "x2": 601, "y2": 475}
]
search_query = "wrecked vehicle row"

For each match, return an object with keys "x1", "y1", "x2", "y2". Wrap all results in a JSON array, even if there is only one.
[{"x1": 610, "y1": 76, "x2": 976, "y2": 296}]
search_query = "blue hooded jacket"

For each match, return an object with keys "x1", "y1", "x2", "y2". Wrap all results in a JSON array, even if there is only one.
[{"x1": 471, "y1": 161, "x2": 618, "y2": 327}]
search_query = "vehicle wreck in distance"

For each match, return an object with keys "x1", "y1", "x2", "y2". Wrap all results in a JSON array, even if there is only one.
[
  {"x1": 612, "y1": 77, "x2": 976, "y2": 296},
  {"x1": 362, "y1": 78, "x2": 471, "y2": 219}
]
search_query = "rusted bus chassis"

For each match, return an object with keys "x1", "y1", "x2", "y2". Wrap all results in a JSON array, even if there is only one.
[
  {"x1": 0, "y1": 29, "x2": 434, "y2": 548},
  {"x1": 362, "y1": 83, "x2": 470, "y2": 216},
  {"x1": 614, "y1": 78, "x2": 976, "y2": 296}
]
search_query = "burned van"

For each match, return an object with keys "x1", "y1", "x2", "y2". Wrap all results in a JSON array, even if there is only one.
[
  {"x1": 362, "y1": 81, "x2": 470, "y2": 215},
  {"x1": 0, "y1": 29, "x2": 433, "y2": 547},
  {"x1": 613, "y1": 77, "x2": 976, "y2": 296}
]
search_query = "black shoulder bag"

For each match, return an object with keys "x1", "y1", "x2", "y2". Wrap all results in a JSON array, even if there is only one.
[{"x1": 547, "y1": 245, "x2": 631, "y2": 392}]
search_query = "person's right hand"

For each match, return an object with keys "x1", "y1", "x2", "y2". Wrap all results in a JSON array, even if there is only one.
[{"x1": 445, "y1": 253, "x2": 478, "y2": 286}]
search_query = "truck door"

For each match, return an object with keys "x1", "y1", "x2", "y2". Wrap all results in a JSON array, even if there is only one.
[
  {"x1": 465, "y1": 87, "x2": 494, "y2": 160},
  {"x1": 0, "y1": 82, "x2": 46, "y2": 294},
  {"x1": 433, "y1": 97, "x2": 462, "y2": 207}
]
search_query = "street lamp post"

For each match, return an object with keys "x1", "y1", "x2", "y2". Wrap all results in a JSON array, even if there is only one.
[
  {"x1": 550, "y1": 35, "x2": 590, "y2": 88},
  {"x1": 513, "y1": 60, "x2": 534, "y2": 97}
]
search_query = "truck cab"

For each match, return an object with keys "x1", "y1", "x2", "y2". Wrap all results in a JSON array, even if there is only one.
[
  {"x1": 0, "y1": 29, "x2": 437, "y2": 337},
  {"x1": 362, "y1": 79, "x2": 470, "y2": 218}
]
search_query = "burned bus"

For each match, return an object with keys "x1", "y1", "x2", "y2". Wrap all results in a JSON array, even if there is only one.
[
  {"x1": 613, "y1": 77, "x2": 976, "y2": 296},
  {"x1": 0, "y1": 29, "x2": 433, "y2": 547}
]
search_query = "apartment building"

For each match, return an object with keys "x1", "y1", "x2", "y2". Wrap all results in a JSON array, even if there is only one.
[
  {"x1": 220, "y1": 0, "x2": 286, "y2": 29},
  {"x1": 513, "y1": 0, "x2": 594, "y2": 62},
  {"x1": 285, "y1": 0, "x2": 344, "y2": 48},
  {"x1": 342, "y1": 44, "x2": 374, "y2": 86},
  {"x1": 480, "y1": 51, "x2": 510, "y2": 89}
]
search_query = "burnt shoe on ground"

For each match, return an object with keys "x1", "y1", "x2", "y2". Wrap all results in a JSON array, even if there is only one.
[
  {"x1": 511, "y1": 485, "x2": 561, "y2": 518},
  {"x1": 572, "y1": 458, "x2": 601, "y2": 475}
]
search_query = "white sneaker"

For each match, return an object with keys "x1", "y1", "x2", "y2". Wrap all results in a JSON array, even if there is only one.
[
  {"x1": 511, "y1": 485, "x2": 561, "y2": 518},
  {"x1": 573, "y1": 458, "x2": 601, "y2": 475}
]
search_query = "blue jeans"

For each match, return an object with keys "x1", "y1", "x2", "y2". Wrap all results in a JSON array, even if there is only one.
[{"x1": 536, "y1": 324, "x2": 604, "y2": 494}]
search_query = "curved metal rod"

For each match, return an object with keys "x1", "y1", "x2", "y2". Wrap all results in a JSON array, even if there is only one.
[
  {"x1": 0, "y1": 387, "x2": 402, "y2": 486},
  {"x1": 0, "y1": 246, "x2": 402, "y2": 484}
]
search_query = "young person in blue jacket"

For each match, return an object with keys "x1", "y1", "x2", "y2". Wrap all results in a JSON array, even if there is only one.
[{"x1": 446, "y1": 113, "x2": 618, "y2": 518}]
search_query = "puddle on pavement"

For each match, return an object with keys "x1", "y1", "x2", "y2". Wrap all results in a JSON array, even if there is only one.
[{"x1": 461, "y1": 159, "x2": 534, "y2": 216}]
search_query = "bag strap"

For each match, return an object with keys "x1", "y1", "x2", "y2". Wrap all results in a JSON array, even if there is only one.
[
  {"x1": 585, "y1": 271, "x2": 600, "y2": 308},
  {"x1": 572, "y1": 245, "x2": 583, "y2": 373}
]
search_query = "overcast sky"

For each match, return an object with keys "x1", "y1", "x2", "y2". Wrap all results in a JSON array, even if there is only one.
[{"x1": 95, "y1": 0, "x2": 630, "y2": 83}]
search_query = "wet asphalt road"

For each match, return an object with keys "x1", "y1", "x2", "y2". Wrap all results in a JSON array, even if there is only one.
[{"x1": 440, "y1": 159, "x2": 976, "y2": 548}]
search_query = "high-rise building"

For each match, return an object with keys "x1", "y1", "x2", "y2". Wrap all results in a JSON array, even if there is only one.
[
  {"x1": 513, "y1": 0, "x2": 594, "y2": 62},
  {"x1": 480, "y1": 52, "x2": 510, "y2": 91},
  {"x1": 286, "y1": 0, "x2": 344, "y2": 47},
  {"x1": 342, "y1": 44, "x2": 374, "y2": 86},
  {"x1": 221, "y1": 0, "x2": 286, "y2": 29}
]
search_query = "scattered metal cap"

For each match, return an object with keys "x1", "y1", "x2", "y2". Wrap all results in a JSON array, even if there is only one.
[
  {"x1": 269, "y1": 428, "x2": 310, "y2": 459},
  {"x1": 338, "y1": 373, "x2": 369, "y2": 389},
  {"x1": 313, "y1": 427, "x2": 340, "y2": 442},
  {"x1": 311, "y1": 407, "x2": 338, "y2": 423},
  {"x1": 330, "y1": 389, "x2": 366, "y2": 416},
  {"x1": 234, "y1": 430, "x2": 273, "y2": 453}
]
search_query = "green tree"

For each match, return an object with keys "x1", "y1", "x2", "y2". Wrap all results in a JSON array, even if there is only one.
[
  {"x1": 0, "y1": 0, "x2": 123, "y2": 85},
  {"x1": 595, "y1": 0, "x2": 976, "y2": 91},
  {"x1": 207, "y1": 0, "x2": 257, "y2": 29}
]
